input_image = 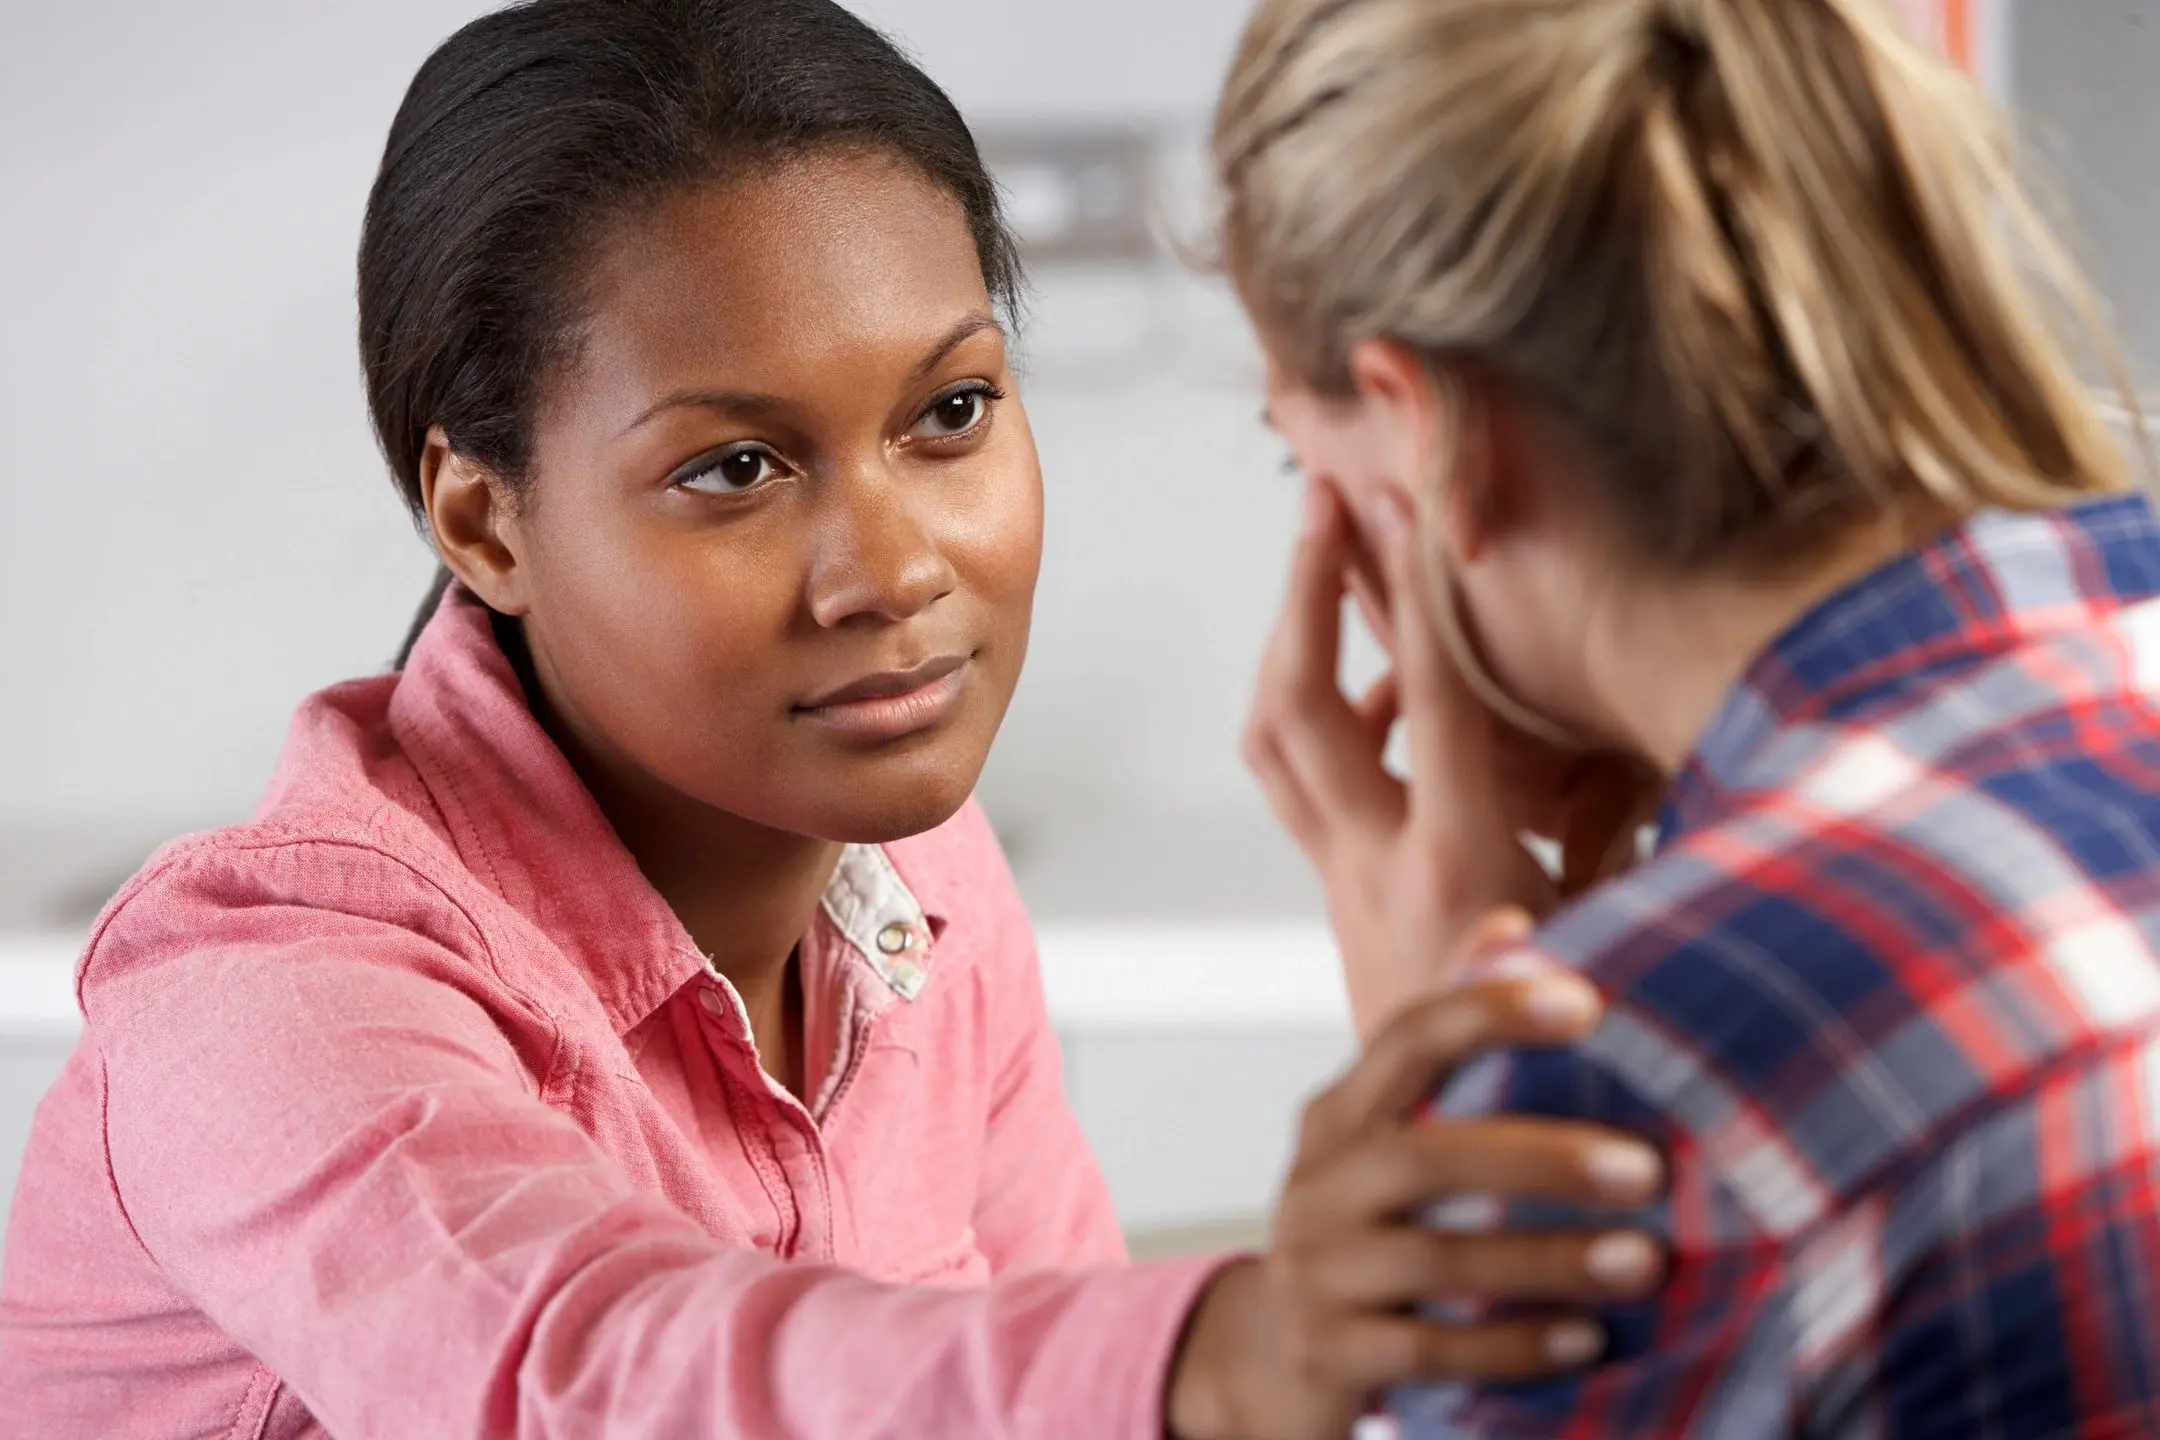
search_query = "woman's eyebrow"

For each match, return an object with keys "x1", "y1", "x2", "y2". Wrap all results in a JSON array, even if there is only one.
[
  {"x1": 620, "y1": 387, "x2": 788, "y2": 436},
  {"x1": 909, "y1": 311, "x2": 1003, "y2": 382},
  {"x1": 617, "y1": 313, "x2": 1003, "y2": 437}
]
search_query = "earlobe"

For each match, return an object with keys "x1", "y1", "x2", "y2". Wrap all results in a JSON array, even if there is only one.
[{"x1": 419, "y1": 426, "x2": 530, "y2": 615}]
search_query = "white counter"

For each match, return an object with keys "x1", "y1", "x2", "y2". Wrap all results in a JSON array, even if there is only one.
[
  {"x1": 0, "y1": 933, "x2": 82, "y2": 1040},
  {"x1": 0, "y1": 923, "x2": 1349, "y2": 1033}
]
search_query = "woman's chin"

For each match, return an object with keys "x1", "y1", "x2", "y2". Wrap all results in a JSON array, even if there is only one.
[
  {"x1": 776, "y1": 763, "x2": 984, "y2": 846},
  {"x1": 811, "y1": 792, "x2": 975, "y2": 845}
]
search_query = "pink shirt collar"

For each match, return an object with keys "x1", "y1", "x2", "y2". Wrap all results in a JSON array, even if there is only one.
[{"x1": 379, "y1": 583, "x2": 943, "y2": 1036}]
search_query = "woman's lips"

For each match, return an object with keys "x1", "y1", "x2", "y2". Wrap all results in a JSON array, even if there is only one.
[{"x1": 795, "y1": 655, "x2": 972, "y2": 741}]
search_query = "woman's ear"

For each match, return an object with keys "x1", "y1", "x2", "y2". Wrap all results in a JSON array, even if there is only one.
[
  {"x1": 1343, "y1": 339, "x2": 1497, "y2": 566},
  {"x1": 419, "y1": 426, "x2": 532, "y2": 616}
]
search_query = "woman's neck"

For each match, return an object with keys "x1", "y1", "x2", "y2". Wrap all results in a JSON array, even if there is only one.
[
  {"x1": 576, "y1": 758, "x2": 840, "y2": 1099},
  {"x1": 502, "y1": 615, "x2": 837, "y2": 1094},
  {"x1": 604, "y1": 790, "x2": 840, "y2": 1098},
  {"x1": 1587, "y1": 519, "x2": 1926, "y2": 776}
]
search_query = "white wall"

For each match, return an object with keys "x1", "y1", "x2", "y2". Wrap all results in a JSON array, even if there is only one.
[
  {"x1": 1, "y1": 2, "x2": 455, "y2": 834},
  {"x1": 0, "y1": 0, "x2": 1320, "y2": 922},
  {"x1": 2009, "y1": 0, "x2": 2160, "y2": 385},
  {"x1": 847, "y1": 0, "x2": 1253, "y2": 120},
  {"x1": 6, "y1": 0, "x2": 2152, "y2": 917}
]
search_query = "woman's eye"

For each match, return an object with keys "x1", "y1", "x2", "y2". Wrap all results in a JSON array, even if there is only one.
[
  {"x1": 912, "y1": 385, "x2": 997, "y2": 440},
  {"x1": 676, "y1": 446, "x2": 783, "y2": 494}
]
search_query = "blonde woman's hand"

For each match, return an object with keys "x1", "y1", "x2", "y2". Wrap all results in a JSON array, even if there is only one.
[
  {"x1": 1336, "y1": 497, "x2": 1657, "y2": 905},
  {"x1": 1166, "y1": 917, "x2": 1667, "y2": 1440},
  {"x1": 1243, "y1": 481, "x2": 1558, "y2": 1034}
]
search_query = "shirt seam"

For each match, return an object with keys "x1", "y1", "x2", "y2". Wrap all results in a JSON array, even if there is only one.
[{"x1": 222, "y1": 1361, "x2": 279, "y2": 1440}]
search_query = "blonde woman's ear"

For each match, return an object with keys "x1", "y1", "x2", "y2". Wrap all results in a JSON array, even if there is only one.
[{"x1": 1340, "y1": 339, "x2": 1461, "y2": 545}]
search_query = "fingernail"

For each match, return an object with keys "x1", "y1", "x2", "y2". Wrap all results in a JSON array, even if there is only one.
[
  {"x1": 1300, "y1": 484, "x2": 1329, "y2": 536},
  {"x1": 1585, "y1": 1232, "x2": 1661, "y2": 1291},
  {"x1": 1470, "y1": 908, "x2": 1536, "y2": 956},
  {"x1": 1545, "y1": 1321, "x2": 1604, "y2": 1367},
  {"x1": 1518, "y1": 975, "x2": 1601, "y2": 1032},
  {"x1": 1484, "y1": 951, "x2": 1544, "y2": 980},
  {"x1": 1586, "y1": 1142, "x2": 1664, "y2": 1201}
]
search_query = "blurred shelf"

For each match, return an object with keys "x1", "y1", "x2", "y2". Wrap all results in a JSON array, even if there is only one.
[
  {"x1": 1125, "y1": 1214, "x2": 1266, "y2": 1260},
  {"x1": 0, "y1": 933, "x2": 81, "y2": 1039},
  {"x1": 1035, "y1": 920, "x2": 1347, "y2": 1031},
  {"x1": 1, "y1": 922, "x2": 1350, "y2": 1036}
]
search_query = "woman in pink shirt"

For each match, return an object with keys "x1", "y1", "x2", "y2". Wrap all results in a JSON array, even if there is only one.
[{"x1": 0, "y1": 1, "x2": 1668, "y2": 1434}]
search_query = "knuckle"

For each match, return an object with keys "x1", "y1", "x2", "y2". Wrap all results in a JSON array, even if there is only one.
[
  {"x1": 1410, "y1": 994, "x2": 1481, "y2": 1059},
  {"x1": 1271, "y1": 1193, "x2": 1323, "y2": 1255},
  {"x1": 1370, "y1": 1001, "x2": 1432, "y2": 1062},
  {"x1": 1415, "y1": 1326, "x2": 1468, "y2": 1378},
  {"x1": 1464, "y1": 1236, "x2": 1544, "y2": 1297},
  {"x1": 1373, "y1": 1324, "x2": 1425, "y2": 1378},
  {"x1": 1413, "y1": 1235, "x2": 1467, "y2": 1295},
  {"x1": 1377, "y1": 1135, "x2": 1435, "y2": 1197},
  {"x1": 1280, "y1": 1313, "x2": 1327, "y2": 1378}
]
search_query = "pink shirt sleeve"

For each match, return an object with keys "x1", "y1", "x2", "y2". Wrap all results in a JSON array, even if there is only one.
[{"x1": 84, "y1": 853, "x2": 1215, "y2": 1440}]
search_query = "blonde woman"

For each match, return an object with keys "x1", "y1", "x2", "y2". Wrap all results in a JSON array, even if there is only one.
[{"x1": 1223, "y1": 0, "x2": 2160, "y2": 1434}]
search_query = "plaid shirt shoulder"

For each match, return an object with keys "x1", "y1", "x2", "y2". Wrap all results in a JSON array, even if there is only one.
[{"x1": 1397, "y1": 498, "x2": 2160, "y2": 1440}]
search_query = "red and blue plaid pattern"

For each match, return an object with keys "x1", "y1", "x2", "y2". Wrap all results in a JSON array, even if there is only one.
[{"x1": 1400, "y1": 495, "x2": 2160, "y2": 1438}]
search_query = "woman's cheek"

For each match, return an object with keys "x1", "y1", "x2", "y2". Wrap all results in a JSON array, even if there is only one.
[{"x1": 983, "y1": 453, "x2": 1047, "y2": 600}]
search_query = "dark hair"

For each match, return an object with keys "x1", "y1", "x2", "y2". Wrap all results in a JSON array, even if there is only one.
[{"x1": 362, "y1": 0, "x2": 1023, "y2": 664}]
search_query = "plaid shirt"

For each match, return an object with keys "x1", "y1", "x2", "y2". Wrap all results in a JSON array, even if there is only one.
[{"x1": 1399, "y1": 495, "x2": 2160, "y2": 1439}]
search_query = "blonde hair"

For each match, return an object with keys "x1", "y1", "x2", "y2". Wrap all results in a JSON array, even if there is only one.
[{"x1": 1213, "y1": 0, "x2": 2148, "y2": 570}]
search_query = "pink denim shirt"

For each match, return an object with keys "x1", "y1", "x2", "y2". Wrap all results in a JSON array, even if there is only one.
[{"x1": 0, "y1": 587, "x2": 1220, "y2": 1438}]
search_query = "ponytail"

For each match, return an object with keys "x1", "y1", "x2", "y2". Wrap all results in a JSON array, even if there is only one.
[{"x1": 1214, "y1": 0, "x2": 2147, "y2": 569}]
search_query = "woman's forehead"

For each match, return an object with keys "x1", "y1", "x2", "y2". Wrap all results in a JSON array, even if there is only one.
[{"x1": 567, "y1": 154, "x2": 996, "y2": 413}]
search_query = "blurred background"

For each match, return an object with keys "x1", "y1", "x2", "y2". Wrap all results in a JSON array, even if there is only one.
[{"x1": 0, "y1": 0, "x2": 2149, "y2": 1254}]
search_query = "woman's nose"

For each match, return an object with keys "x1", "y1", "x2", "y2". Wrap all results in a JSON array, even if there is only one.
[{"x1": 804, "y1": 473, "x2": 958, "y2": 628}]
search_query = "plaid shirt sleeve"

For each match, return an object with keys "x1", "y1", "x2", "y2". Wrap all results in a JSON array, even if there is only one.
[
  {"x1": 1391, "y1": 1035, "x2": 1793, "y2": 1440},
  {"x1": 1392, "y1": 958, "x2": 2160, "y2": 1440}
]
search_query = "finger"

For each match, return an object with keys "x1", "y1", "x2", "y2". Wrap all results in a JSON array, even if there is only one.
[
  {"x1": 1303, "y1": 1313, "x2": 1606, "y2": 1389},
  {"x1": 1266, "y1": 482, "x2": 1349, "y2": 708},
  {"x1": 1295, "y1": 961, "x2": 1594, "y2": 1155},
  {"x1": 1366, "y1": 488, "x2": 1491, "y2": 821},
  {"x1": 1248, "y1": 483, "x2": 1403, "y2": 826},
  {"x1": 1355, "y1": 671, "x2": 1401, "y2": 751},
  {"x1": 1344, "y1": 518, "x2": 1397, "y2": 656},
  {"x1": 1244, "y1": 727, "x2": 1325, "y2": 849},
  {"x1": 1291, "y1": 1226, "x2": 1666, "y2": 1309},
  {"x1": 1287, "y1": 1117, "x2": 1666, "y2": 1232},
  {"x1": 1462, "y1": 904, "x2": 1539, "y2": 959},
  {"x1": 1348, "y1": 969, "x2": 1597, "y2": 1125}
]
